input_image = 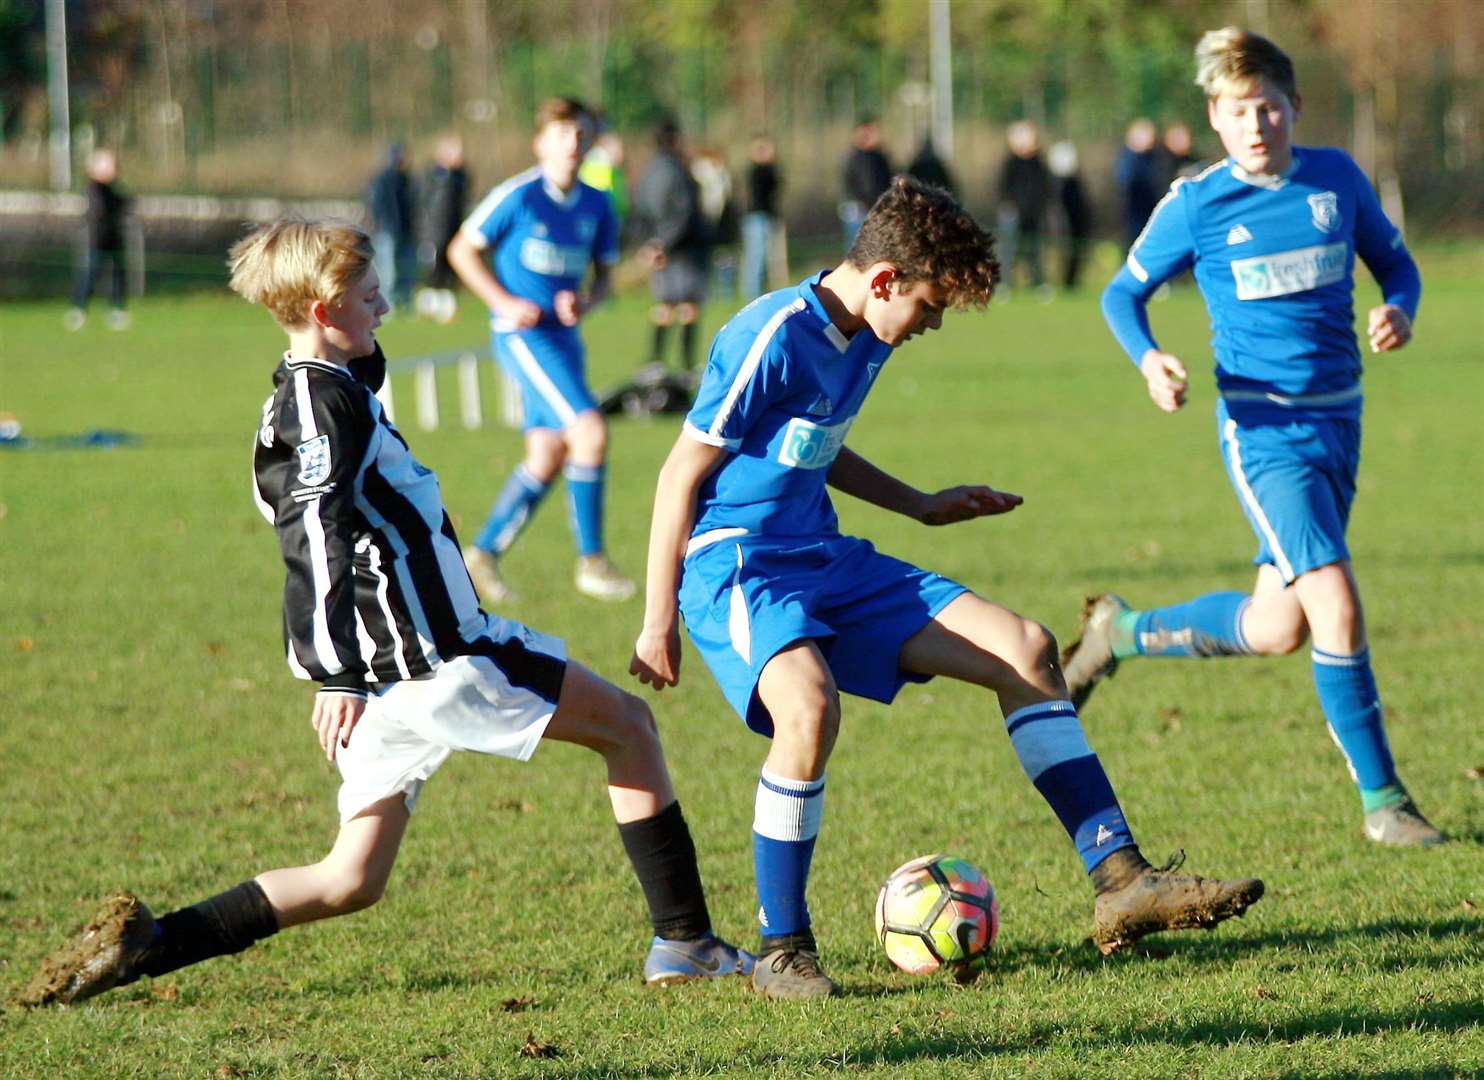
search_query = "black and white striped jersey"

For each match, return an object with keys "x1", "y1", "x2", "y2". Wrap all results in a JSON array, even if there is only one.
[{"x1": 251, "y1": 348, "x2": 493, "y2": 694}]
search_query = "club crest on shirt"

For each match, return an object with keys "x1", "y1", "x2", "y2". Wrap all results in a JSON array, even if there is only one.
[
  {"x1": 1308, "y1": 191, "x2": 1340, "y2": 234},
  {"x1": 296, "y1": 435, "x2": 331, "y2": 486}
]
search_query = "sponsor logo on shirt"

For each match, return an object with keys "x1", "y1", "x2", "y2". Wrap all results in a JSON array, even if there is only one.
[
  {"x1": 1308, "y1": 190, "x2": 1341, "y2": 233},
  {"x1": 1230, "y1": 242, "x2": 1346, "y2": 300},
  {"x1": 519, "y1": 236, "x2": 590, "y2": 277},
  {"x1": 296, "y1": 434, "x2": 331, "y2": 485},
  {"x1": 777, "y1": 416, "x2": 853, "y2": 470}
]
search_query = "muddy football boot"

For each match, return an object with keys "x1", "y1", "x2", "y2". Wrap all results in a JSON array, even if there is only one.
[
  {"x1": 1364, "y1": 797, "x2": 1446, "y2": 847},
  {"x1": 643, "y1": 933, "x2": 755, "y2": 986},
  {"x1": 1093, "y1": 856, "x2": 1264, "y2": 955},
  {"x1": 15, "y1": 892, "x2": 159, "y2": 1006},
  {"x1": 463, "y1": 545, "x2": 513, "y2": 605},
  {"x1": 574, "y1": 554, "x2": 636, "y2": 602},
  {"x1": 752, "y1": 940, "x2": 839, "y2": 1000},
  {"x1": 1060, "y1": 594, "x2": 1131, "y2": 710}
]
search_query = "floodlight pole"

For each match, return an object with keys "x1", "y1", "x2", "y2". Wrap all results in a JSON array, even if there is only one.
[
  {"x1": 929, "y1": 0, "x2": 953, "y2": 161},
  {"x1": 45, "y1": 0, "x2": 71, "y2": 191}
]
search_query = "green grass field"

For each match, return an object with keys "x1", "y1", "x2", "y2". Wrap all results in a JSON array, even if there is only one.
[{"x1": 3, "y1": 247, "x2": 1482, "y2": 1078}]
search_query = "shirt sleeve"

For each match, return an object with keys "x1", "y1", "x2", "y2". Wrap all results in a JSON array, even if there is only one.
[
  {"x1": 683, "y1": 314, "x2": 793, "y2": 450},
  {"x1": 1102, "y1": 182, "x2": 1197, "y2": 363},
  {"x1": 1347, "y1": 155, "x2": 1421, "y2": 321},
  {"x1": 267, "y1": 376, "x2": 372, "y2": 693},
  {"x1": 459, "y1": 180, "x2": 522, "y2": 252}
]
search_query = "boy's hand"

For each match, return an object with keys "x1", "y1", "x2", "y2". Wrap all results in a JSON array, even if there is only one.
[
  {"x1": 919, "y1": 485, "x2": 1023, "y2": 525},
  {"x1": 1139, "y1": 349, "x2": 1189, "y2": 412},
  {"x1": 311, "y1": 692, "x2": 366, "y2": 763},
  {"x1": 1367, "y1": 303, "x2": 1412, "y2": 353},
  {"x1": 498, "y1": 296, "x2": 543, "y2": 329},
  {"x1": 553, "y1": 290, "x2": 582, "y2": 327},
  {"x1": 630, "y1": 623, "x2": 682, "y2": 689}
]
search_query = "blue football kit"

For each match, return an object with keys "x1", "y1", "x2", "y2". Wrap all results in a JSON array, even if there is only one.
[
  {"x1": 1098, "y1": 146, "x2": 1423, "y2": 814},
  {"x1": 1103, "y1": 146, "x2": 1420, "y2": 582},
  {"x1": 461, "y1": 168, "x2": 620, "y2": 561},
  {"x1": 685, "y1": 273, "x2": 1141, "y2": 941},
  {"x1": 460, "y1": 167, "x2": 619, "y2": 431},
  {"x1": 679, "y1": 273, "x2": 967, "y2": 735}
]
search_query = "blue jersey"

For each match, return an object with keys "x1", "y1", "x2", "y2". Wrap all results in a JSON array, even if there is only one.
[
  {"x1": 685, "y1": 272, "x2": 893, "y2": 542},
  {"x1": 1102, "y1": 147, "x2": 1420, "y2": 421},
  {"x1": 460, "y1": 167, "x2": 619, "y2": 331}
]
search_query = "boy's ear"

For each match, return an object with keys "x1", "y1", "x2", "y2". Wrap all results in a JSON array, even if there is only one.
[
  {"x1": 869, "y1": 266, "x2": 897, "y2": 300},
  {"x1": 308, "y1": 298, "x2": 333, "y2": 329}
]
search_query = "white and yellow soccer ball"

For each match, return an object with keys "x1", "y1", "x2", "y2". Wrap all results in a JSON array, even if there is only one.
[{"x1": 874, "y1": 853, "x2": 999, "y2": 975}]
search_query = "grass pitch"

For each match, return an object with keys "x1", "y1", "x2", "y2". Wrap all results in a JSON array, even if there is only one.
[{"x1": 2, "y1": 247, "x2": 1482, "y2": 1077}]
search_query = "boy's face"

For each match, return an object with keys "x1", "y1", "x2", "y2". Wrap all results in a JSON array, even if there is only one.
[
  {"x1": 534, "y1": 118, "x2": 587, "y2": 190},
  {"x1": 1208, "y1": 77, "x2": 1299, "y2": 176},
  {"x1": 322, "y1": 266, "x2": 388, "y2": 359},
  {"x1": 864, "y1": 269, "x2": 948, "y2": 347}
]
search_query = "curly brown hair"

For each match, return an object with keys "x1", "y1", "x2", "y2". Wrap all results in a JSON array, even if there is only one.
[{"x1": 846, "y1": 175, "x2": 999, "y2": 308}]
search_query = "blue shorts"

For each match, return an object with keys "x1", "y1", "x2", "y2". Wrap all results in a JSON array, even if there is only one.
[
  {"x1": 494, "y1": 325, "x2": 596, "y2": 432},
  {"x1": 1217, "y1": 399, "x2": 1360, "y2": 584},
  {"x1": 678, "y1": 532, "x2": 969, "y2": 736}
]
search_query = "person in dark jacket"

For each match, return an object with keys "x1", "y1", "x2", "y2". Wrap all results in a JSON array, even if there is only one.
[
  {"x1": 839, "y1": 118, "x2": 892, "y2": 249},
  {"x1": 65, "y1": 149, "x2": 131, "y2": 331},
  {"x1": 416, "y1": 133, "x2": 469, "y2": 323},
  {"x1": 1114, "y1": 118, "x2": 1162, "y2": 252},
  {"x1": 366, "y1": 142, "x2": 416, "y2": 311},
  {"x1": 1049, "y1": 140, "x2": 1094, "y2": 291},
  {"x1": 996, "y1": 120, "x2": 1050, "y2": 294},
  {"x1": 633, "y1": 117, "x2": 710, "y2": 374},
  {"x1": 741, "y1": 135, "x2": 782, "y2": 299},
  {"x1": 907, "y1": 136, "x2": 956, "y2": 195}
]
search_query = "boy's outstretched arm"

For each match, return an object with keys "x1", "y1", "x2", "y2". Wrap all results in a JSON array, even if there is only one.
[
  {"x1": 630, "y1": 435, "x2": 727, "y2": 689},
  {"x1": 826, "y1": 446, "x2": 1022, "y2": 525}
]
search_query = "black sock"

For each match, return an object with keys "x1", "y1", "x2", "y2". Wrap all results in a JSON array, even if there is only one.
[
  {"x1": 679, "y1": 321, "x2": 698, "y2": 371},
  {"x1": 1089, "y1": 846, "x2": 1152, "y2": 896},
  {"x1": 617, "y1": 801, "x2": 711, "y2": 941},
  {"x1": 650, "y1": 323, "x2": 669, "y2": 365},
  {"x1": 136, "y1": 880, "x2": 280, "y2": 979}
]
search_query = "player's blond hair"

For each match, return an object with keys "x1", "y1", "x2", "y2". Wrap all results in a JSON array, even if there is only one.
[
  {"x1": 227, "y1": 218, "x2": 374, "y2": 329},
  {"x1": 1195, "y1": 27, "x2": 1297, "y2": 101}
]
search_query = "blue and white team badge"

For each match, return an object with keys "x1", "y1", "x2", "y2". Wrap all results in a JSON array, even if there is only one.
[
  {"x1": 295, "y1": 435, "x2": 332, "y2": 486},
  {"x1": 1308, "y1": 191, "x2": 1341, "y2": 234}
]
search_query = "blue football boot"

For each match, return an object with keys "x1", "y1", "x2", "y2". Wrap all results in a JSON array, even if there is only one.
[{"x1": 643, "y1": 932, "x2": 755, "y2": 987}]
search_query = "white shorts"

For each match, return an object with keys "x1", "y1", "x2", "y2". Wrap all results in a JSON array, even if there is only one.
[{"x1": 335, "y1": 626, "x2": 568, "y2": 823}]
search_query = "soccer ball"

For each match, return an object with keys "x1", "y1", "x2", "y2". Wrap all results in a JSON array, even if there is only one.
[{"x1": 874, "y1": 853, "x2": 999, "y2": 975}]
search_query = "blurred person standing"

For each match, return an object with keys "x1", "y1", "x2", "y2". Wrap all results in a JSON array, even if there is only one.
[
  {"x1": 633, "y1": 116, "x2": 710, "y2": 377},
  {"x1": 416, "y1": 133, "x2": 469, "y2": 324},
  {"x1": 839, "y1": 117, "x2": 892, "y2": 249},
  {"x1": 366, "y1": 142, "x2": 416, "y2": 312},
  {"x1": 1114, "y1": 118, "x2": 1162, "y2": 253},
  {"x1": 692, "y1": 147, "x2": 738, "y2": 299},
  {"x1": 65, "y1": 149, "x2": 131, "y2": 331},
  {"x1": 907, "y1": 136, "x2": 956, "y2": 195},
  {"x1": 996, "y1": 120, "x2": 1051, "y2": 297},
  {"x1": 741, "y1": 135, "x2": 781, "y2": 299},
  {"x1": 580, "y1": 119, "x2": 629, "y2": 226},
  {"x1": 1160, "y1": 121, "x2": 1201, "y2": 188},
  {"x1": 1048, "y1": 140, "x2": 1094, "y2": 292}
]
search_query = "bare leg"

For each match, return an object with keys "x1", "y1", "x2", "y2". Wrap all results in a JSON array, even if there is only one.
[{"x1": 255, "y1": 795, "x2": 410, "y2": 929}]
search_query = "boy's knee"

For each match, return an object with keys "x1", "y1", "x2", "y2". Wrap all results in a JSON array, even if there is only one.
[
  {"x1": 566, "y1": 412, "x2": 608, "y2": 459},
  {"x1": 1253, "y1": 622, "x2": 1308, "y2": 656},
  {"x1": 770, "y1": 687, "x2": 841, "y2": 750},
  {"x1": 321, "y1": 865, "x2": 388, "y2": 915},
  {"x1": 1008, "y1": 619, "x2": 1059, "y2": 675}
]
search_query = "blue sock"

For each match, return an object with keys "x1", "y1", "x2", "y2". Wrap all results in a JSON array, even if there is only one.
[
  {"x1": 473, "y1": 465, "x2": 548, "y2": 554},
  {"x1": 564, "y1": 462, "x2": 605, "y2": 557},
  {"x1": 752, "y1": 768, "x2": 825, "y2": 937},
  {"x1": 1115, "y1": 592, "x2": 1255, "y2": 659},
  {"x1": 1005, "y1": 701, "x2": 1136, "y2": 871},
  {"x1": 1312, "y1": 647, "x2": 1400, "y2": 806}
]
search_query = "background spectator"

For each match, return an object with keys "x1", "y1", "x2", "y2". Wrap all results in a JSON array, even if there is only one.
[
  {"x1": 1048, "y1": 139, "x2": 1093, "y2": 291},
  {"x1": 633, "y1": 116, "x2": 709, "y2": 375},
  {"x1": 416, "y1": 133, "x2": 469, "y2": 324},
  {"x1": 1115, "y1": 118, "x2": 1162, "y2": 251},
  {"x1": 65, "y1": 149, "x2": 131, "y2": 331},
  {"x1": 366, "y1": 142, "x2": 416, "y2": 311},
  {"x1": 741, "y1": 135, "x2": 781, "y2": 299},
  {"x1": 839, "y1": 117, "x2": 892, "y2": 249},
  {"x1": 996, "y1": 120, "x2": 1050, "y2": 296}
]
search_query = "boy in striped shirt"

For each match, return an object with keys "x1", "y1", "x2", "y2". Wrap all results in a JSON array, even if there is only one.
[{"x1": 18, "y1": 219, "x2": 748, "y2": 1007}]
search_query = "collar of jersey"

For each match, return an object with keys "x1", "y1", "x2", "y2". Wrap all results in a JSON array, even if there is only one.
[
  {"x1": 799, "y1": 270, "x2": 852, "y2": 354},
  {"x1": 540, "y1": 173, "x2": 583, "y2": 209},
  {"x1": 283, "y1": 351, "x2": 352, "y2": 377},
  {"x1": 1229, "y1": 148, "x2": 1302, "y2": 191}
]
